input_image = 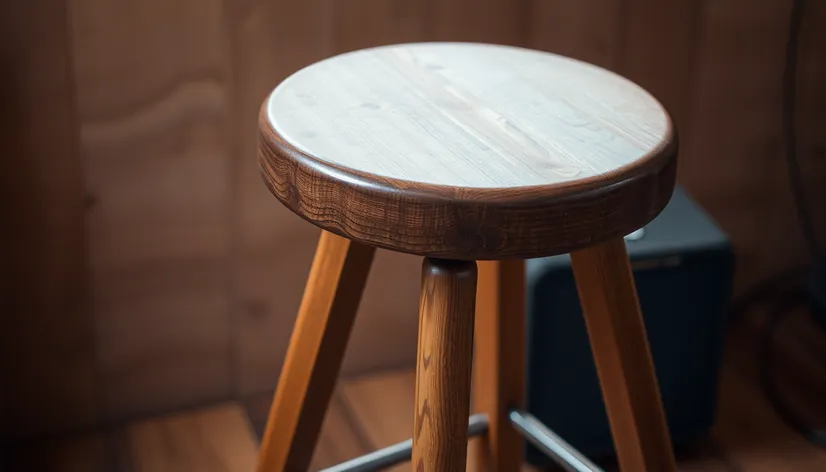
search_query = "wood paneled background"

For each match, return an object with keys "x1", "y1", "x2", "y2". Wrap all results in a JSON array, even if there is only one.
[{"x1": 2, "y1": 0, "x2": 824, "y2": 439}]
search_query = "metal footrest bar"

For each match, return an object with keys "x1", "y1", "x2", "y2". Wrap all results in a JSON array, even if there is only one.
[
  {"x1": 509, "y1": 409, "x2": 604, "y2": 472},
  {"x1": 320, "y1": 413, "x2": 489, "y2": 472}
]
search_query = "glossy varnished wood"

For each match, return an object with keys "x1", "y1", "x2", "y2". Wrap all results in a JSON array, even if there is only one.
[
  {"x1": 260, "y1": 43, "x2": 677, "y2": 260},
  {"x1": 473, "y1": 260, "x2": 526, "y2": 471},
  {"x1": 570, "y1": 238, "x2": 676, "y2": 472},
  {"x1": 256, "y1": 231, "x2": 375, "y2": 472},
  {"x1": 268, "y1": 44, "x2": 671, "y2": 188},
  {"x1": 412, "y1": 258, "x2": 477, "y2": 471}
]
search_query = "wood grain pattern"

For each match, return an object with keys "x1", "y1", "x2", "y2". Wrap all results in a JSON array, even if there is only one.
[
  {"x1": 570, "y1": 237, "x2": 676, "y2": 472},
  {"x1": 69, "y1": 0, "x2": 234, "y2": 420},
  {"x1": 260, "y1": 43, "x2": 677, "y2": 259},
  {"x1": 413, "y1": 258, "x2": 477, "y2": 472},
  {"x1": 128, "y1": 404, "x2": 258, "y2": 472},
  {"x1": 341, "y1": 371, "x2": 490, "y2": 472},
  {"x1": 8, "y1": 0, "x2": 825, "y2": 439},
  {"x1": 0, "y1": 0, "x2": 97, "y2": 439},
  {"x1": 268, "y1": 44, "x2": 670, "y2": 188},
  {"x1": 256, "y1": 231, "x2": 375, "y2": 472},
  {"x1": 472, "y1": 260, "x2": 526, "y2": 472},
  {"x1": 11, "y1": 321, "x2": 826, "y2": 472}
]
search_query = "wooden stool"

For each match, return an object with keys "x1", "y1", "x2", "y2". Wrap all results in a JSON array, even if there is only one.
[{"x1": 255, "y1": 43, "x2": 677, "y2": 472}]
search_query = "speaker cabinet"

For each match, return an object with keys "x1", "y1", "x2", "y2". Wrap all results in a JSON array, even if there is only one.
[{"x1": 526, "y1": 187, "x2": 734, "y2": 464}]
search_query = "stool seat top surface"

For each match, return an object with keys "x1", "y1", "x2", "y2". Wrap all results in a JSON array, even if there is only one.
[
  {"x1": 266, "y1": 43, "x2": 671, "y2": 188},
  {"x1": 260, "y1": 43, "x2": 677, "y2": 259}
]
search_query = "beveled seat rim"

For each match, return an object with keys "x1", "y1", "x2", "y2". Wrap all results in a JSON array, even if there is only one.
[{"x1": 259, "y1": 104, "x2": 677, "y2": 260}]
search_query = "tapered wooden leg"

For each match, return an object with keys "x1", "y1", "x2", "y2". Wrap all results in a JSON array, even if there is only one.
[
  {"x1": 412, "y1": 258, "x2": 478, "y2": 472},
  {"x1": 473, "y1": 260, "x2": 525, "y2": 472},
  {"x1": 570, "y1": 238, "x2": 676, "y2": 472},
  {"x1": 256, "y1": 231, "x2": 375, "y2": 472}
]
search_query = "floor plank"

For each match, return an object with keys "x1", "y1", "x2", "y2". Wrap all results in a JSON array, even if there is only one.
[
  {"x1": 707, "y1": 307, "x2": 826, "y2": 472},
  {"x1": 309, "y1": 395, "x2": 372, "y2": 471},
  {"x1": 340, "y1": 371, "x2": 418, "y2": 472},
  {"x1": 127, "y1": 403, "x2": 257, "y2": 472},
  {"x1": 711, "y1": 364, "x2": 826, "y2": 471},
  {"x1": 243, "y1": 387, "x2": 370, "y2": 471},
  {"x1": 339, "y1": 370, "x2": 540, "y2": 472},
  {"x1": 2, "y1": 433, "x2": 122, "y2": 472},
  {"x1": 340, "y1": 371, "x2": 416, "y2": 446},
  {"x1": 5, "y1": 306, "x2": 826, "y2": 472}
]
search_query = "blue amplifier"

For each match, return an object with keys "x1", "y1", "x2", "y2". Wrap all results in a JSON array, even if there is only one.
[{"x1": 526, "y1": 186, "x2": 734, "y2": 464}]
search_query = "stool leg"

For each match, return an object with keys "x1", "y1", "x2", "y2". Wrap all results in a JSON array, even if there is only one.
[
  {"x1": 412, "y1": 258, "x2": 477, "y2": 472},
  {"x1": 570, "y1": 237, "x2": 676, "y2": 472},
  {"x1": 256, "y1": 231, "x2": 375, "y2": 472},
  {"x1": 473, "y1": 260, "x2": 525, "y2": 472}
]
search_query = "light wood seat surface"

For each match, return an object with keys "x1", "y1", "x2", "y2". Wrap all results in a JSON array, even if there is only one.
[{"x1": 259, "y1": 42, "x2": 677, "y2": 259}]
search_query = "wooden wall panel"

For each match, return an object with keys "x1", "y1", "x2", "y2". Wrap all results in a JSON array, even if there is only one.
[
  {"x1": 530, "y1": 0, "x2": 622, "y2": 69},
  {"x1": 5, "y1": 0, "x2": 826, "y2": 439},
  {"x1": 70, "y1": 0, "x2": 233, "y2": 419},
  {"x1": 330, "y1": 0, "x2": 429, "y2": 381},
  {"x1": 0, "y1": 1, "x2": 98, "y2": 438},
  {"x1": 228, "y1": 0, "x2": 425, "y2": 397},
  {"x1": 333, "y1": 0, "x2": 430, "y2": 53},
  {"x1": 797, "y1": 0, "x2": 826, "y2": 252},
  {"x1": 432, "y1": 0, "x2": 529, "y2": 44},
  {"x1": 676, "y1": 0, "x2": 810, "y2": 290},
  {"x1": 227, "y1": 0, "x2": 332, "y2": 397},
  {"x1": 617, "y1": 0, "x2": 704, "y2": 129}
]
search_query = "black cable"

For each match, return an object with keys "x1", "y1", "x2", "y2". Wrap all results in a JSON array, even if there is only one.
[
  {"x1": 783, "y1": 0, "x2": 823, "y2": 260},
  {"x1": 718, "y1": 0, "x2": 826, "y2": 453},
  {"x1": 758, "y1": 289, "x2": 826, "y2": 450},
  {"x1": 751, "y1": 0, "x2": 826, "y2": 450}
]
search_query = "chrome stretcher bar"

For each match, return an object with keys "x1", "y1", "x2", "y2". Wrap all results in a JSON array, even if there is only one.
[
  {"x1": 509, "y1": 409, "x2": 604, "y2": 472},
  {"x1": 320, "y1": 410, "x2": 603, "y2": 472},
  {"x1": 320, "y1": 414, "x2": 489, "y2": 472}
]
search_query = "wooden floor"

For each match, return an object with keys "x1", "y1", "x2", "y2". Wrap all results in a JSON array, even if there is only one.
[{"x1": 4, "y1": 307, "x2": 826, "y2": 471}]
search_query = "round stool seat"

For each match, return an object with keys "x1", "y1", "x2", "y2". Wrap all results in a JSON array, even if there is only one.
[{"x1": 260, "y1": 43, "x2": 676, "y2": 260}]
